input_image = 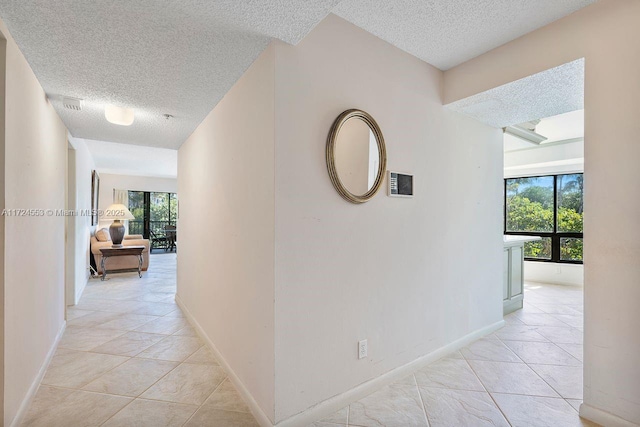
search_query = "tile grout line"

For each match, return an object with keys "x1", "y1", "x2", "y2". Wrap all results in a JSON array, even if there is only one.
[
  {"x1": 179, "y1": 374, "x2": 229, "y2": 427},
  {"x1": 98, "y1": 396, "x2": 137, "y2": 427},
  {"x1": 495, "y1": 324, "x2": 583, "y2": 364},
  {"x1": 413, "y1": 374, "x2": 432, "y2": 427},
  {"x1": 463, "y1": 352, "x2": 513, "y2": 427},
  {"x1": 42, "y1": 348, "x2": 192, "y2": 423},
  {"x1": 33, "y1": 263, "x2": 583, "y2": 426},
  {"x1": 92, "y1": 325, "x2": 207, "y2": 424},
  {"x1": 62, "y1": 353, "x2": 134, "y2": 390},
  {"x1": 125, "y1": 356, "x2": 190, "y2": 397},
  {"x1": 29, "y1": 255, "x2": 217, "y2": 426},
  {"x1": 494, "y1": 294, "x2": 584, "y2": 408},
  {"x1": 462, "y1": 338, "x2": 564, "y2": 404},
  {"x1": 85, "y1": 334, "x2": 173, "y2": 356},
  {"x1": 463, "y1": 336, "x2": 526, "y2": 365},
  {"x1": 346, "y1": 404, "x2": 350, "y2": 427}
]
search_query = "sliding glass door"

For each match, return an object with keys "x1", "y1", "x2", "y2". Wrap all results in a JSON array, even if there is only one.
[
  {"x1": 128, "y1": 191, "x2": 146, "y2": 236},
  {"x1": 128, "y1": 191, "x2": 177, "y2": 245}
]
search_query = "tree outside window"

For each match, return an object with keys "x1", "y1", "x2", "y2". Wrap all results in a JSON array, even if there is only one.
[
  {"x1": 505, "y1": 174, "x2": 583, "y2": 263},
  {"x1": 128, "y1": 191, "x2": 178, "y2": 241}
]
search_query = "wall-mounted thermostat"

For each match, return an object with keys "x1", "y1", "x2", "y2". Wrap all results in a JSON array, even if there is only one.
[{"x1": 388, "y1": 171, "x2": 413, "y2": 198}]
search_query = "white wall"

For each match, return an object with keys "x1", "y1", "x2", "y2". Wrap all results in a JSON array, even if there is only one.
[
  {"x1": 525, "y1": 262, "x2": 583, "y2": 287},
  {"x1": 1, "y1": 18, "x2": 68, "y2": 427},
  {"x1": 272, "y1": 15, "x2": 503, "y2": 422},
  {"x1": 97, "y1": 173, "x2": 178, "y2": 230},
  {"x1": 445, "y1": 1, "x2": 640, "y2": 424},
  {"x1": 67, "y1": 136, "x2": 96, "y2": 304},
  {"x1": 84, "y1": 138, "x2": 177, "y2": 179},
  {"x1": 0, "y1": 29, "x2": 6, "y2": 426},
  {"x1": 177, "y1": 14, "x2": 503, "y2": 424},
  {"x1": 504, "y1": 137, "x2": 584, "y2": 178},
  {"x1": 177, "y1": 45, "x2": 276, "y2": 421}
]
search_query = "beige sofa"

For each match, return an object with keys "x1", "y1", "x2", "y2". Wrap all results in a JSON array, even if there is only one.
[{"x1": 91, "y1": 232, "x2": 150, "y2": 274}]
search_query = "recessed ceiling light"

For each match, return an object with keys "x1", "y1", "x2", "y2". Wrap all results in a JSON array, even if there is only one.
[{"x1": 105, "y1": 104, "x2": 135, "y2": 126}]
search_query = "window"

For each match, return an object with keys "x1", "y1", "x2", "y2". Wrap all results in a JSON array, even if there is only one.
[
  {"x1": 505, "y1": 174, "x2": 583, "y2": 263},
  {"x1": 128, "y1": 191, "x2": 178, "y2": 246}
]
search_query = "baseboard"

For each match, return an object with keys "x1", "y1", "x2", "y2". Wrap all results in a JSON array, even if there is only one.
[
  {"x1": 527, "y1": 280, "x2": 584, "y2": 287},
  {"x1": 503, "y1": 295, "x2": 524, "y2": 315},
  {"x1": 275, "y1": 319, "x2": 505, "y2": 426},
  {"x1": 580, "y1": 403, "x2": 639, "y2": 427},
  {"x1": 176, "y1": 293, "x2": 504, "y2": 427},
  {"x1": 175, "y1": 295, "x2": 275, "y2": 427},
  {"x1": 73, "y1": 272, "x2": 91, "y2": 305},
  {"x1": 9, "y1": 320, "x2": 66, "y2": 427}
]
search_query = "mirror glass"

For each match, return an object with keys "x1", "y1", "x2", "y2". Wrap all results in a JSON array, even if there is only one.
[{"x1": 334, "y1": 117, "x2": 381, "y2": 195}]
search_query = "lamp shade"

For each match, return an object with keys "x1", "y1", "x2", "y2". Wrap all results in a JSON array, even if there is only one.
[{"x1": 102, "y1": 204, "x2": 135, "y2": 221}]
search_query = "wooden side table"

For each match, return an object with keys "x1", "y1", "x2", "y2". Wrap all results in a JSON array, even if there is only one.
[{"x1": 99, "y1": 246, "x2": 145, "y2": 281}]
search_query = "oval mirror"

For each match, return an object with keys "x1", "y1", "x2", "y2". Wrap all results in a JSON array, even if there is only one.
[{"x1": 326, "y1": 109, "x2": 387, "y2": 203}]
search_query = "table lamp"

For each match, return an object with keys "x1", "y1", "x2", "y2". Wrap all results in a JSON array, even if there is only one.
[{"x1": 102, "y1": 203, "x2": 136, "y2": 247}]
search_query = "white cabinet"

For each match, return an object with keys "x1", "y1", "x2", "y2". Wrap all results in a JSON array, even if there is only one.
[
  {"x1": 503, "y1": 236, "x2": 539, "y2": 315},
  {"x1": 503, "y1": 245, "x2": 524, "y2": 315},
  {"x1": 503, "y1": 249, "x2": 510, "y2": 300}
]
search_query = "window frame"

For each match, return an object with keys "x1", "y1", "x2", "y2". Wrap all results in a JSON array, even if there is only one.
[
  {"x1": 128, "y1": 191, "x2": 178, "y2": 241},
  {"x1": 504, "y1": 173, "x2": 583, "y2": 264}
]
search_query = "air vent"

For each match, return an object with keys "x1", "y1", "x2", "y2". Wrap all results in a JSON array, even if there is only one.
[{"x1": 63, "y1": 97, "x2": 83, "y2": 111}]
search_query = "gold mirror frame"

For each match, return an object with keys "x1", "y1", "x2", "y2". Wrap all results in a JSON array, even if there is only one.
[{"x1": 326, "y1": 109, "x2": 387, "y2": 204}]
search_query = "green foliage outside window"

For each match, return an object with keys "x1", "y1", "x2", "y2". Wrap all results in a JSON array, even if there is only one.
[
  {"x1": 506, "y1": 196, "x2": 553, "y2": 232},
  {"x1": 561, "y1": 238, "x2": 583, "y2": 261},
  {"x1": 129, "y1": 191, "x2": 145, "y2": 222},
  {"x1": 558, "y1": 207, "x2": 583, "y2": 233},
  {"x1": 506, "y1": 174, "x2": 583, "y2": 262},
  {"x1": 128, "y1": 191, "x2": 178, "y2": 238},
  {"x1": 524, "y1": 239, "x2": 551, "y2": 259}
]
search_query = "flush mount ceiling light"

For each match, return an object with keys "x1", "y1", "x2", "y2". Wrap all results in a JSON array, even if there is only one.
[{"x1": 105, "y1": 104, "x2": 135, "y2": 126}]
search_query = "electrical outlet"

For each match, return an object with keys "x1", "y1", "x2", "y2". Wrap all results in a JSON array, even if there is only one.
[{"x1": 358, "y1": 339, "x2": 368, "y2": 359}]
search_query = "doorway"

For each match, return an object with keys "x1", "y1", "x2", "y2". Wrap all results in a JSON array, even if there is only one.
[{"x1": 445, "y1": 58, "x2": 586, "y2": 411}]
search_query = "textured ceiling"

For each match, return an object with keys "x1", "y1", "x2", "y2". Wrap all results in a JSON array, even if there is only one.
[
  {"x1": 333, "y1": 0, "x2": 595, "y2": 70},
  {"x1": 0, "y1": 1, "x2": 595, "y2": 149},
  {"x1": 0, "y1": 0, "x2": 341, "y2": 149},
  {"x1": 445, "y1": 59, "x2": 584, "y2": 129}
]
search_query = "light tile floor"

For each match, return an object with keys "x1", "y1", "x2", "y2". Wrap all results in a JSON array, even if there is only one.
[
  {"x1": 23, "y1": 259, "x2": 595, "y2": 426},
  {"x1": 311, "y1": 282, "x2": 596, "y2": 427},
  {"x1": 22, "y1": 254, "x2": 259, "y2": 427}
]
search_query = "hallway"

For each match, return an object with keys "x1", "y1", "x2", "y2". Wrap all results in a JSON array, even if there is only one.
[
  {"x1": 21, "y1": 264, "x2": 594, "y2": 426},
  {"x1": 21, "y1": 255, "x2": 259, "y2": 426}
]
